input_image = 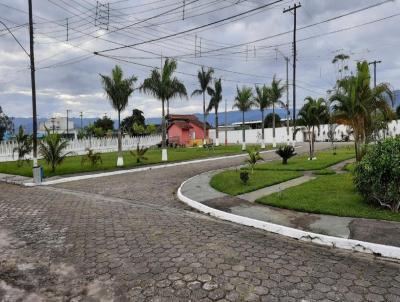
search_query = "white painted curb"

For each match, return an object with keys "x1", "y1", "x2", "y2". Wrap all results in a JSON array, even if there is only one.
[
  {"x1": 177, "y1": 176, "x2": 400, "y2": 261},
  {"x1": 24, "y1": 149, "x2": 278, "y2": 186}
]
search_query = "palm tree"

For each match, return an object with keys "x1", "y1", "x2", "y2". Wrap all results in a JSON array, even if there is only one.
[
  {"x1": 100, "y1": 65, "x2": 137, "y2": 167},
  {"x1": 12, "y1": 126, "x2": 32, "y2": 166},
  {"x1": 330, "y1": 61, "x2": 394, "y2": 161},
  {"x1": 141, "y1": 58, "x2": 187, "y2": 161},
  {"x1": 206, "y1": 78, "x2": 223, "y2": 146},
  {"x1": 233, "y1": 86, "x2": 254, "y2": 150},
  {"x1": 253, "y1": 85, "x2": 271, "y2": 149},
  {"x1": 39, "y1": 129, "x2": 72, "y2": 172},
  {"x1": 297, "y1": 97, "x2": 329, "y2": 160},
  {"x1": 269, "y1": 76, "x2": 286, "y2": 147},
  {"x1": 192, "y1": 67, "x2": 214, "y2": 145}
]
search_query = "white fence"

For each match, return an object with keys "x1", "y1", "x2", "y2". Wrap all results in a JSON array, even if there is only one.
[
  {"x1": 0, "y1": 135, "x2": 162, "y2": 162},
  {"x1": 209, "y1": 120, "x2": 400, "y2": 145}
]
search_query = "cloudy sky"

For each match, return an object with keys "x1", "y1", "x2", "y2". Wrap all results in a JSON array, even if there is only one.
[{"x1": 0, "y1": 0, "x2": 399, "y2": 120}]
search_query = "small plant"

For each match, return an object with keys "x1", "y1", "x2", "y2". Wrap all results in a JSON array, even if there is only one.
[
  {"x1": 332, "y1": 145, "x2": 337, "y2": 155},
  {"x1": 12, "y1": 126, "x2": 32, "y2": 167},
  {"x1": 275, "y1": 145, "x2": 296, "y2": 165},
  {"x1": 39, "y1": 129, "x2": 72, "y2": 172},
  {"x1": 81, "y1": 148, "x2": 102, "y2": 167},
  {"x1": 246, "y1": 147, "x2": 263, "y2": 173},
  {"x1": 240, "y1": 171, "x2": 249, "y2": 185},
  {"x1": 130, "y1": 145, "x2": 149, "y2": 163}
]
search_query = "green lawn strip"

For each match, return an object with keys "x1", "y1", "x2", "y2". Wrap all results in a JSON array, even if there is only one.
[
  {"x1": 0, "y1": 145, "x2": 260, "y2": 178},
  {"x1": 210, "y1": 169, "x2": 302, "y2": 196},
  {"x1": 254, "y1": 147, "x2": 355, "y2": 171},
  {"x1": 256, "y1": 173, "x2": 400, "y2": 222}
]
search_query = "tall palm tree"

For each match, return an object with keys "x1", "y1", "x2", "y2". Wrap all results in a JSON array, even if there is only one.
[
  {"x1": 192, "y1": 67, "x2": 214, "y2": 144},
  {"x1": 297, "y1": 97, "x2": 329, "y2": 160},
  {"x1": 253, "y1": 85, "x2": 271, "y2": 149},
  {"x1": 330, "y1": 61, "x2": 394, "y2": 161},
  {"x1": 100, "y1": 65, "x2": 137, "y2": 167},
  {"x1": 206, "y1": 78, "x2": 223, "y2": 146},
  {"x1": 269, "y1": 75, "x2": 286, "y2": 147},
  {"x1": 141, "y1": 58, "x2": 187, "y2": 161},
  {"x1": 233, "y1": 86, "x2": 254, "y2": 150}
]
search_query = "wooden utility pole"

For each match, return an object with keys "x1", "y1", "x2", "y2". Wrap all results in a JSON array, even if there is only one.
[
  {"x1": 368, "y1": 60, "x2": 382, "y2": 88},
  {"x1": 284, "y1": 2, "x2": 301, "y2": 142},
  {"x1": 80, "y1": 112, "x2": 83, "y2": 129},
  {"x1": 225, "y1": 98, "x2": 228, "y2": 146},
  {"x1": 66, "y1": 109, "x2": 71, "y2": 138},
  {"x1": 275, "y1": 48, "x2": 290, "y2": 143},
  {"x1": 28, "y1": 0, "x2": 38, "y2": 167}
]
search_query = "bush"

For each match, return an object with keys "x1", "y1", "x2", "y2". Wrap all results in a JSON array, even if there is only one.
[
  {"x1": 81, "y1": 148, "x2": 102, "y2": 167},
  {"x1": 354, "y1": 137, "x2": 400, "y2": 212},
  {"x1": 240, "y1": 171, "x2": 249, "y2": 185},
  {"x1": 275, "y1": 145, "x2": 296, "y2": 165}
]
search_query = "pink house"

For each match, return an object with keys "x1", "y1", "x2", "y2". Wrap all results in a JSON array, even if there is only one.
[{"x1": 167, "y1": 115, "x2": 209, "y2": 146}]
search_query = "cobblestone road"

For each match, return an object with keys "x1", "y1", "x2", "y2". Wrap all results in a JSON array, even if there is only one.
[{"x1": 0, "y1": 143, "x2": 400, "y2": 301}]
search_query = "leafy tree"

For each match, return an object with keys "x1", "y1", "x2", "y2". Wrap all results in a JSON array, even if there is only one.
[
  {"x1": 12, "y1": 126, "x2": 32, "y2": 166},
  {"x1": 297, "y1": 97, "x2": 329, "y2": 160},
  {"x1": 93, "y1": 116, "x2": 114, "y2": 133},
  {"x1": 233, "y1": 86, "x2": 254, "y2": 150},
  {"x1": 332, "y1": 53, "x2": 350, "y2": 80},
  {"x1": 275, "y1": 145, "x2": 296, "y2": 165},
  {"x1": 141, "y1": 59, "x2": 187, "y2": 161},
  {"x1": 0, "y1": 106, "x2": 12, "y2": 142},
  {"x1": 192, "y1": 67, "x2": 214, "y2": 144},
  {"x1": 206, "y1": 78, "x2": 223, "y2": 146},
  {"x1": 100, "y1": 65, "x2": 137, "y2": 166},
  {"x1": 81, "y1": 148, "x2": 102, "y2": 167},
  {"x1": 330, "y1": 61, "x2": 394, "y2": 161},
  {"x1": 39, "y1": 129, "x2": 72, "y2": 172},
  {"x1": 269, "y1": 76, "x2": 286, "y2": 147},
  {"x1": 121, "y1": 109, "x2": 146, "y2": 136},
  {"x1": 253, "y1": 85, "x2": 271, "y2": 148},
  {"x1": 246, "y1": 147, "x2": 263, "y2": 173},
  {"x1": 264, "y1": 113, "x2": 281, "y2": 128}
]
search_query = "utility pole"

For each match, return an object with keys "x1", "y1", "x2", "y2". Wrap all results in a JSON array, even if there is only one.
[
  {"x1": 66, "y1": 18, "x2": 68, "y2": 41},
  {"x1": 51, "y1": 117, "x2": 56, "y2": 134},
  {"x1": 225, "y1": 98, "x2": 228, "y2": 146},
  {"x1": 80, "y1": 111, "x2": 83, "y2": 129},
  {"x1": 275, "y1": 48, "x2": 290, "y2": 144},
  {"x1": 66, "y1": 109, "x2": 71, "y2": 138},
  {"x1": 28, "y1": 0, "x2": 38, "y2": 169},
  {"x1": 284, "y1": 2, "x2": 301, "y2": 144},
  {"x1": 368, "y1": 60, "x2": 382, "y2": 88}
]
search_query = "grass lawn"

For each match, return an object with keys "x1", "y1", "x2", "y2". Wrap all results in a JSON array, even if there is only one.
[
  {"x1": 210, "y1": 169, "x2": 302, "y2": 196},
  {"x1": 254, "y1": 146, "x2": 355, "y2": 171},
  {"x1": 0, "y1": 145, "x2": 259, "y2": 178},
  {"x1": 256, "y1": 173, "x2": 400, "y2": 222}
]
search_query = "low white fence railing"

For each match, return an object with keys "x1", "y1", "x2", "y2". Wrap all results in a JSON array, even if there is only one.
[{"x1": 0, "y1": 135, "x2": 162, "y2": 162}]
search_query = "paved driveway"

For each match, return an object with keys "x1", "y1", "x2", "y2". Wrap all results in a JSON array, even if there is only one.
[{"x1": 0, "y1": 143, "x2": 399, "y2": 301}]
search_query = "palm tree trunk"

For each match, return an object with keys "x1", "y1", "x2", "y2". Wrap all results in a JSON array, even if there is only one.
[
  {"x1": 167, "y1": 99, "x2": 170, "y2": 117},
  {"x1": 242, "y1": 111, "x2": 246, "y2": 150},
  {"x1": 203, "y1": 92, "x2": 207, "y2": 144},
  {"x1": 215, "y1": 107, "x2": 219, "y2": 146},
  {"x1": 161, "y1": 99, "x2": 167, "y2": 161},
  {"x1": 308, "y1": 127, "x2": 312, "y2": 160},
  {"x1": 261, "y1": 109, "x2": 265, "y2": 149},
  {"x1": 311, "y1": 125, "x2": 315, "y2": 159},
  {"x1": 272, "y1": 103, "x2": 276, "y2": 147},
  {"x1": 117, "y1": 110, "x2": 123, "y2": 166}
]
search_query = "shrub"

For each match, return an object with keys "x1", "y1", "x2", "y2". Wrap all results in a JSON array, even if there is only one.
[
  {"x1": 275, "y1": 145, "x2": 296, "y2": 165},
  {"x1": 246, "y1": 147, "x2": 263, "y2": 173},
  {"x1": 130, "y1": 145, "x2": 149, "y2": 163},
  {"x1": 354, "y1": 137, "x2": 400, "y2": 212},
  {"x1": 240, "y1": 171, "x2": 249, "y2": 185},
  {"x1": 39, "y1": 130, "x2": 72, "y2": 172},
  {"x1": 81, "y1": 148, "x2": 102, "y2": 167},
  {"x1": 12, "y1": 126, "x2": 32, "y2": 167}
]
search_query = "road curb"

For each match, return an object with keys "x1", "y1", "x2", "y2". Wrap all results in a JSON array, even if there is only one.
[{"x1": 177, "y1": 174, "x2": 400, "y2": 261}]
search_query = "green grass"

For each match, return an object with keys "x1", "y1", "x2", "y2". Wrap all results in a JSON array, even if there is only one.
[
  {"x1": 0, "y1": 145, "x2": 257, "y2": 178},
  {"x1": 257, "y1": 173, "x2": 400, "y2": 222},
  {"x1": 254, "y1": 147, "x2": 355, "y2": 171},
  {"x1": 210, "y1": 169, "x2": 302, "y2": 196},
  {"x1": 312, "y1": 169, "x2": 336, "y2": 175}
]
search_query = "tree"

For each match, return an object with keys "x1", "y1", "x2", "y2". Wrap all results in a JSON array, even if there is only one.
[
  {"x1": 93, "y1": 116, "x2": 114, "y2": 133},
  {"x1": 39, "y1": 129, "x2": 72, "y2": 172},
  {"x1": 233, "y1": 86, "x2": 254, "y2": 150},
  {"x1": 332, "y1": 53, "x2": 350, "y2": 80},
  {"x1": 206, "y1": 78, "x2": 223, "y2": 146},
  {"x1": 246, "y1": 147, "x2": 263, "y2": 173},
  {"x1": 269, "y1": 76, "x2": 286, "y2": 147},
  {"x1": 253, "y1": 85, "x2": 271, "y2": 149},
  {"x1": 397, "y1": 105, "x2": 400, "y2": 119},
  {"x1": 100, "y1": 65, "x2": 137, "y2": 167},
  {"x1": 12, "y1": 126, "x2": 32, "y2": 166},
  {"x1": 192, "y1": 67, "x2": 214, "y2": 144},
  {"x1": 297, "y1": 97, "x2": 329, "y2": 160},
  {"x1": 141, "y1": 58, "x2": 187, "y2": 161},
  {"x1": 0, "y1": 106, "x2": 12, "y2": 142},
  {"x1": 121, "y1": 109, "x2": 146, "y2": 136},
  {"x1": 330, "y1": 61, "x2": 394, "y2": 161},
  {"x1": 264, "y1": 113, "x2": 281, "y2": 128}
]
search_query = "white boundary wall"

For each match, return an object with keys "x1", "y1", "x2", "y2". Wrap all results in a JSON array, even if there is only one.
[
  {"x1": 209, "y1": 120, "x2": 400, "y2": 144},
  {"x1": 0, "y1": 135, "x2": 161, "y2": 162}
]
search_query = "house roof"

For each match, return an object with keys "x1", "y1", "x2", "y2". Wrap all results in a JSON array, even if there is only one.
[
  {"x1": 167, "y1": 121, "x2": 193, "y2": 130},
  {"x1": 167, "y1": 114, "x2": 210, "y2": 129}
]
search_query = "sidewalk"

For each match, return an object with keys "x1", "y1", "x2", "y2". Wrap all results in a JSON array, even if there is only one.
[{"x1": 181, "y1": 169, "x2": 400, "y2": 248}]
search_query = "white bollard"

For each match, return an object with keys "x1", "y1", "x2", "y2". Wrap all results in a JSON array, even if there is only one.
[
  {"x1": 162, "y1": 148, "x2": 168, "y2": 161},
  {"x1": 117, "y1": 156, "x2": 124, "y2": 167},
  {"x1": 242, "y1": 142, "x2": 246, "y2": 151}
]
